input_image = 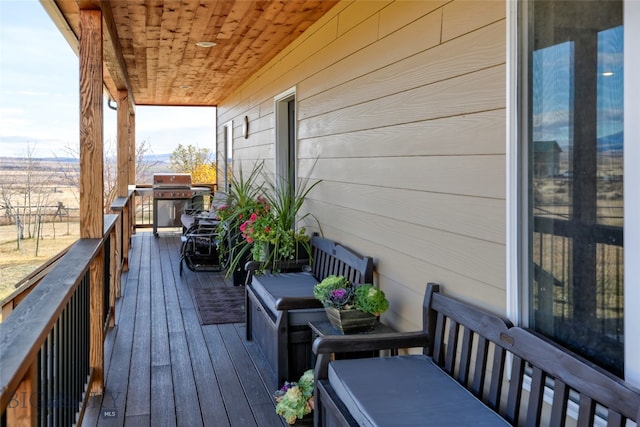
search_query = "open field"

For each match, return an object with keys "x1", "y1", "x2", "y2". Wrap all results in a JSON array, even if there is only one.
[
  {"x1": 1, "y1": 158, "x2": 82, "y2": 301},
  {"x1": 0, "y1": 155, "x2": 174, "y2": 303},
  {"x1": 0, "y1": 221, "x2": 80, "y2": 302}
]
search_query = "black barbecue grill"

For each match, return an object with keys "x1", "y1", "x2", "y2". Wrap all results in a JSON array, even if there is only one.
[{"x1": 152, "y1": 173, "x2": 210, "y2": 236}]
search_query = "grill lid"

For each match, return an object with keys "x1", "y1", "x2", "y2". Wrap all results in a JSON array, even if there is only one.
[{"x1": 153, "y1": 173, "x2": 192, "y2": 188}]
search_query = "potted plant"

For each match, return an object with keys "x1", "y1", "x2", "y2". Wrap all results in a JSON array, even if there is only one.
[
  {"x1": 274, "y1": 369, "x2": 314, "y2": 425},
  {"x1": 218, "y1": 161, "x2": 266, "y2": 285},
  {"x1": 313, "y1": 275, "x2": 389, "y2": 334},
  {"x1": 239, "y1": 171, "x2": 322, "y2": 272}
]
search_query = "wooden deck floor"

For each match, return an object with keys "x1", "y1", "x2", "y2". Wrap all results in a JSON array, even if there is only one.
[{"x1": 81, "y1": 230, "x2": 287, "y2": 427}]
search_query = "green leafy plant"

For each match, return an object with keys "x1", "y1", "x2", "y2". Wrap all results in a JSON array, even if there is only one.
[
  {"x1": 236, "y1": 168, "x2": 322, "y2": 271},
  {"x1": 274, "y1": 369, "x2": 314, "y2": 424},
  {"x1": 313, "y1": 275, "x2": 389, "y2": 316},
  {"x1": 353, "y1": 284, "x2": 389, "y2": 316},
  {"x1": 257, "y1": 172, "x2": 322, "y2": 268},
  {"x1": 218, "y1": 161, "x2": 266, "y2": 278}
]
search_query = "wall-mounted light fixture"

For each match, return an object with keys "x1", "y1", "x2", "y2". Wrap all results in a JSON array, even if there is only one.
[{"x1": 242, "y1": 115, "x2": 249, "y2": 139}]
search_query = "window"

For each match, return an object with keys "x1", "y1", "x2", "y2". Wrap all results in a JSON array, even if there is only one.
[
  {"x1": 522, "y1": 1, "x2": 624, "y2": 376},
  {"x1": 275, "y1": 87, "x2": 296, "y2": 193},
  {"x1": 223, "y1": 121, "x2": 233, "y2": 192}
]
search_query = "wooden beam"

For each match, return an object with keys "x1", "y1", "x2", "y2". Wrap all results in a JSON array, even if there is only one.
[
  {"x1": 100, "y1": 0, "x2": 136, "y2": 112},
  {"x1": 117, "y1": 89, "x2": 129, "y2": 197},
  {"x1": 79, "y1": 8, "x2": 104, "y2": 239}
]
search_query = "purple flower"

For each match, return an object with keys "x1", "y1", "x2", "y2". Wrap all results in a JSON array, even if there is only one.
[{"x1": 330, "y1": 289, "x2": 347, "y2": 299}]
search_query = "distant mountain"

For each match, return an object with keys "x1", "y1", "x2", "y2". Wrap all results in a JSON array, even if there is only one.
[
  {"x1": 144, "y1": 153, "x2": 172, "y2": 163},
  {"x1": 1, "y1": 153, "x2": 173, "y2": 164},
  {"x1": 597, "y1": 131, "x2": 623, "y2": 152}
]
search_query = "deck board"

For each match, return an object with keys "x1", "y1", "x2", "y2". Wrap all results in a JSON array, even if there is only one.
[{"x1": 80, "y1": 230, "x2": 287, "y2": 427}]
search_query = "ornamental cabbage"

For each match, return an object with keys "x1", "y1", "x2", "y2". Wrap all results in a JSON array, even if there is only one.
[{"x1": 353, "y1": 284, "x2": 389, "y2": 316}]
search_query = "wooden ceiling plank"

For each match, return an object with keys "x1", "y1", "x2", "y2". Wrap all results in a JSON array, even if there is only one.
[
  {"x1": 164, "y1": 0, "x2": 200, "y2": 103},
  {"x1": 53, "y1": 0, "x2": 340, "y2": 105}
]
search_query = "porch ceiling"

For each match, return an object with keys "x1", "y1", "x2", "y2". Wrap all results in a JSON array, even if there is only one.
[{"x1": 48, "y1": 0, "x2": 339, "y2": 106}]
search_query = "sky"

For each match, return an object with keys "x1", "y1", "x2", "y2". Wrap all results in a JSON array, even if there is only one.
[
  {"x1": 0, "y1": 0, "x2": 216, "y2": 158},
  {"x1": 532, "y1": 25, "x2": 623, "y2": 150}
]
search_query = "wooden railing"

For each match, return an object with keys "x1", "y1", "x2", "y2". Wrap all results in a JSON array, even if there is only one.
[
  {"x1": 133, "y1": 185, "x2": 154, "y2": 228},
  {"x1": 532, "y1": 215, "x2": 624, "y2": 375},
  {"x1": 0, "y1": 192, "x2": 134, "y2": 426}
]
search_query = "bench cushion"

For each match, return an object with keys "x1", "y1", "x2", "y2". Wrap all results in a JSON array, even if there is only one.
[
  {"x1": 251, "y1": 272, "x2": 327, "y2": 326},
  {"x1": 328, "y1": 355, "x2": 510, "y2": 427}
]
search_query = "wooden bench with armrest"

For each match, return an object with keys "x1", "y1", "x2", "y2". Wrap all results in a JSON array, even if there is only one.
[
  {"x1": 313, "y1": 283, "x2": 640, "y2": 426},
  {"x1": 244, "y1": 235, "x2": 374, "y2": 389}
]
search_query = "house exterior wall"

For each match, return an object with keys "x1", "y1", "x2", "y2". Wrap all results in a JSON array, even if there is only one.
[{"x1": 217, "y1": 0, "x2": 507, "y2": 332}]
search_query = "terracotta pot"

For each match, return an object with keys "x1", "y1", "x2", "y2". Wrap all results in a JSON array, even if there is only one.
[{"x1": 325, "y1": 306, "x2": 378, "y2": 334}]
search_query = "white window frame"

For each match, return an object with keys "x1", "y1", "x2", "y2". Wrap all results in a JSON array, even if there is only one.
[
  {"x1": 274, "y1": 86, "x2": 297, "y2": 184},
  {"x1": 506, "y1": 0, "x2": 640, "y2": 387},
  {"x1": 223, "y1": 120, "x2": 233, "y2": 192}
]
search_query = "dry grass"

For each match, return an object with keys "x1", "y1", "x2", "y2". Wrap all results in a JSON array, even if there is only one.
[{"x1": 0, "y1": 221, "x2": 80, "y2": 302}]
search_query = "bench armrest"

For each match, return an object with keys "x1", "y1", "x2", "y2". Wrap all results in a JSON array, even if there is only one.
[
  {"x1": 313, "y1": 331, "x2": 429, "y2": 355},
  {"x1": 275, "y1": 296, "x2": 324, "y2": 310},
  {"x1": 313, "y1": 331, "x2": 430, "y2": 380}
]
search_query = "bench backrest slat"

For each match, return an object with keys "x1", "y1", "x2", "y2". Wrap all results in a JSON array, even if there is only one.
[
  {"x1": 457, "y1": 328, "x2": 473, "y2": 385},
  {"x1": 488, "y1": 345, "x2": 506, "y2": 410},
  {"x1": 505, "y1": 355, "x2": 526, "y2": 423},
  {"x1": 606, "y1": 411, "x2": 624, "y2": 427},
  {"x1": 444, "y1": 319, "x2": 459, "y2": 374},
  {"x1": 424, "y1": 284, "x2": 640, "y2": 426},
  {"x1": 526, "y1": 366, "x2": 545, "y2": 426},
  {"x1": 548, "y1": 380, "x2": 569, "y2": 426},
  {"x1": 432, "y1": 311, "x2": 446, "y2": 366},
  {"x1": 310, "y1": 235, "x2": 373, "y2": 284},
  {"x1": 577, "y1": 395, "x2": 595, "y2": 426},
  {"x1": 471, "y1": 335, "x2": 489, "y2": 397}
]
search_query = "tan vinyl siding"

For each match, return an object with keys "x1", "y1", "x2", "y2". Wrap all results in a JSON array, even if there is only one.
[{"x1": 217, "y1": 0, "x2": 507, "y2": 330}]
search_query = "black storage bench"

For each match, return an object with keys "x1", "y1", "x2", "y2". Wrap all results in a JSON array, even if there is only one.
[
  {"x1": 313, "y1": 284, "x2": 640, "y2": 426},
  {"x1": 245, "y1": 235, "x2": 374, "y2": 388}
]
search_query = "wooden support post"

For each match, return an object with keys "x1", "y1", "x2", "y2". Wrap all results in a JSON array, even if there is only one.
[
  {"x1": 89, "y1": 247, "x2": 105, "y2": 394},
  {"x1": 117, "y1": 89, "x2": 129, "y2": 197},
  {"x1": 80, "y1": 8, "x2": 105, "y2": 395},
  {"x1": 5, "y1": 362, "x2": 38, "y2": 427},
  {"x1": 128, "y1": 112, "x2": 135, "y2": 186},
  {"x1": 113, "y1": 215, "x2": 122, "y2": 299},
  {"x1": 117, "y1": 89, "x2": 130, "y2": 271},
  {"x1": 109, "y1": 225, "x2": 118, "y2": 327},
  {"x1": 128, "y1": 112, "x2": 136, "y2": 237},
  {"x1": 79, "y1": 8, "x2": 103, "y2": 239},
  {"x1": 122, "y1": 203, "x2": 129, "y2": 272}
]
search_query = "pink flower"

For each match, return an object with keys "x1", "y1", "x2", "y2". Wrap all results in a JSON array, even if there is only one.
[
  {"x1": 246, "y1": 236, "x2": 254, "y2": 243},
  {"x1": 249, "y1": 213, "x2": 258, "y2": 222},
  {"x1": 239, "y1": 222, "x2": 247, "y2": 232},
  {"x1": 265, "y1": 226, "x2": 270, "y2": 234}
]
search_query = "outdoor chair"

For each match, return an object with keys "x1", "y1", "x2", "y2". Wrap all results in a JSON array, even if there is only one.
[{"x1": 179, "y1": 191, "x2": 229, "y2": 275}]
